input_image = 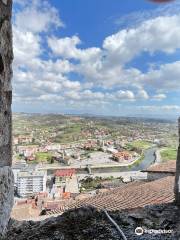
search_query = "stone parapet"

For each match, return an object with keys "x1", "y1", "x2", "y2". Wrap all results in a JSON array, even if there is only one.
[
  {"x1": 0, "y1": 166, "x2": 14, "y2": 235},
  {"x1": 174, "y1": 117, "x2": 180, "y2": 205},
  {"x1": 0, "y1": 0, "x2": 13, "y2": 235}
]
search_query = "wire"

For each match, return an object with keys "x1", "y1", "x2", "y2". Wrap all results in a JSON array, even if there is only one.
[{"x1": 103, "y1": 209, "x2": 128, "y2": 240}]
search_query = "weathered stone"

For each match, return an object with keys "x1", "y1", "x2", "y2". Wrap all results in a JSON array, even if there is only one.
[
  {"x1": 174, "y1": 117, "x2": 180, "y2": 205},
  {"x1": 0, "y1": 0, "x2": 12, "y2": 167},
  {"x1": 0, "y1": 54, "x2": 4, "y2": 73},
  {"x1": 3, "y1": 204, "x2": 180, "y2": 240},
  {"x1": 1, "y1": 0, "x2": 8, "y2": 5},
  {"x1": 0, "y1": 166, "x2": 14, "y2": 236},
  {"x1": 0, "y1": 0, "x2": 13, "y2": 234}
]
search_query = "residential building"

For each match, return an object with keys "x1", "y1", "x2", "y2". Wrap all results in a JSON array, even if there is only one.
[
  {"x1": 55, "y1": 169, "x2": 76, "y2": 190},
  {"x1": 141, "y1": 160, "x2": 176, "y2": 181},
  {"x1": 50, "y1": 169, "x2": 79, "y2": 199},
  {"x1": 113, "y1": 151, "x2": 132, "y2": 162},
  {"x1": 12, "y1": 160, "x2": 27, "y2": 186},
  {"x1": 17, "y1": 145, "x2": 39, "y2": 157},
  {"x1": 17, "y1": 170, "x2": 47, "y2": 198},
  {"x1": 45, "y1": 176, "x2": 174, "y2": 216}
]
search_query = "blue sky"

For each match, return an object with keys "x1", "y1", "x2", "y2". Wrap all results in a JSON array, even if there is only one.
[{"x1": 12, "y1": 0, "x2": 180, "y2": 119}]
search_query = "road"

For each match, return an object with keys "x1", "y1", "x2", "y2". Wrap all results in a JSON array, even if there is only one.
[
  {"x1": 37, "y1": 147, "x2": 157, "y2": 182},
  {"x1": 76, "y1": 147, "x2": 156, "y2": 182},
  {"x1": 77, "y1": 171, "x2": 147, "y2": 182}
]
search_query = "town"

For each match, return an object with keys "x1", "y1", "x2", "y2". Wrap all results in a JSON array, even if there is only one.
[{"x1": 11, "y1": 113, "x2": 178, "y2": 220}]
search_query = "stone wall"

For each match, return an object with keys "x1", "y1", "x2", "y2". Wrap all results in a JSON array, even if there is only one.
[
  {"x1": 147, "y1": 172, "x2": 174, "y2": 181},
  {"x1": 0, "y1": 0, "x2": 14, "y2": 235},
  {"x1": 3, "y1": 204, "x2": 180, "y2": 240},
  {"x1": 175, "y1": 117, "x2": 180, "y2": 205}
]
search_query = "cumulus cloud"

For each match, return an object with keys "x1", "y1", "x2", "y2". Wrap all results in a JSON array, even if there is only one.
[
  {"x1": 115, "y1": 90, "x2": 135, "y2": 100},
  {"x1": 114, "y1": 0, "x2": 180, "y2": 28},
  {"x1": 48, "y1": 36, "x2": 101, "y2": 61},
  {"x1": 152, "y1": 94, "x2": 167, "y2": 101},
  {"x1": 13, "y1": 1, "x2": 77, "y2": 105},
  {"x1": 136, "y1": 89, "x2": 149, "y2": 100},
  {"x1": 14, "y1": 0, "x2": 64, "y2": 33},
  {"x1": 12, "y1": 0, "x2": 180, "y2": 116},
  {"x1": 144, "y1": 61, "x2": 180, "y2": 91},
  {"x1": 46, "y1": 14, "x2": 180, "y2": 92},
  {"x1": 13, "y1": 27, "x2": 41, "y2": 67},
  {"x1": 103, "y1": 15, "x2": 180, "y2": 64}
]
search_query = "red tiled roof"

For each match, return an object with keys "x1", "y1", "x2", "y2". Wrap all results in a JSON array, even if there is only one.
[
  {"x1": 55, "y1": 169, "x2": 76, "y2": 177},
  {"x1": 67, "y1": 176, "x2": 174, "y2": 211},
  {"x1": 113, "y1": 151, "x2": 131, "y2": 157},
  {"x1": 46, "y1": 176, "x2": 174, "y2": 216},
  {"x1": 142, "y1": 161, "x2": 176, "y2": 173}
]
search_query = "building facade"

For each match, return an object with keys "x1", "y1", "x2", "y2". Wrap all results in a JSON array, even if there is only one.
[{"x1": 17, "y1": 171, "x2": 47, "y2": 198}]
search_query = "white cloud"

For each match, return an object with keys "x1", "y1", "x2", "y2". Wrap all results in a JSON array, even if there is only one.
[
  {"x1": 14, "y1": 0, "x2": 64, "y2": 33},
  {"x1": 13, "y1": 0, "x2": 78, "y2": 106},
  {"x1": 12, "y1": 1, "x2": 180, "y2": 116},
  {"x1": 48, "y1": 36, "x2": 101, "y2": 61},
  {"x1": 69, "y1": 14, "x2": 180, "y2": 90},
  {"x1": 138, "y1": 105, "x2": 180, "y2": 112},
  {"x1": 38, "y1": 94, "x2": 64, "y2": 102},
  {"x1": 13, "y1": 27, "x2": 41, "y2": 67},
  {"x1": 114, "y1": 0, "x2": 180, "y2": 28},
  {"x1": 115, "y1": 90, "x2": 135, "y2": 100},
  {"x1": 81, "y1": 90, "x2": 105, "y2": 100},
  {"x1": 103, "y1": 15, "x2": 180, "y2": 65},
  {"x1": 152, "y1": 93, "x2": 166, "y2": 101},
  {"x1": 62, "y1": 80, "x2": 81, "y2": 90},
  {"x1": 136, "y1": 89, "x2": 149, "y2": 100},
  {"x1": 145, "y1": 61, "x2": 180, "y2": 90}
]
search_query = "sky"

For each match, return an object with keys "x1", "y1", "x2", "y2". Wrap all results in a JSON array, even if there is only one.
[{"x1": 12, "y1": 0, "x2": 180, "y2": 119}]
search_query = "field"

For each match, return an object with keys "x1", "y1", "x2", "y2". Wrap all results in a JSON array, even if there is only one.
[
  {"x1": 35, "y1": 152, "x2": 52, "y2": 163},
  {"x1": 126, "y1": 140, "x2": 152, "y2": 151},
  {"x1": 160, "y1": 148, "x2": 177, "y2": 162}
]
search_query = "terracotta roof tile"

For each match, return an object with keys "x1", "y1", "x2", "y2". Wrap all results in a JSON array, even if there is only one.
[
  {"x1": 46, "y1": 176, "x2": 174, "y2": 215},
  {"x1": 142, "y1": 160, "x2": 176, "y2": 173},
  {"x1": 55, "y1": 169, "x2": 76, "y2": 177}
]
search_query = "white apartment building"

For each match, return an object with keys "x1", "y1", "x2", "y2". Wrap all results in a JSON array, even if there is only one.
[
  {"x1": 17, "y1": 171, "x2": 47, "y2": 198},
  {"x1": 12, "y1": 160, "x2": 28, "y2": 186}
]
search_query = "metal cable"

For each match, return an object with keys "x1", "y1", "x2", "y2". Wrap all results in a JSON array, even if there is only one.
[{"x1": 103, "y1": 209, "x2": 128, "y2": 240}]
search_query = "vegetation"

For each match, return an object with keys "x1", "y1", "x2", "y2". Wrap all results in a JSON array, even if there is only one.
[
  {"x1": 35, "y1": 152, "x2": 52, "y2": 163},
  {"x1": 80, "y1": 176, "x2": 123, "y2": 192},
  {"x1": 160, "y1": 148, "x2": 177, "y2": 162},
  {"x1": 127, "y1": 154, "x2": 145, "y2": 169},
  {"x1": 127, "y1": 140, "x2": 152, "y2": 151},
  {"x1": 126, "y1": 141, "x2": 152, "y2": 153}
]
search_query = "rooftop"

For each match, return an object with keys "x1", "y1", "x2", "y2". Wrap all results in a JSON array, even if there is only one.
[
  {"x1": 46, "y1": 176, "x2": 174, "y2": 216},
  {"x1": 67, "y1": 176, "x2": 174, "y2": 211},
  {"x1": 18, "y1": 171, "x2": 45, "y2": 178},
  {"x1": 55, "y1": 169, "x2": 76, "y2": 177},
  {"x1": 142, "y1": 160, "x2": 176, "y2": 173}
]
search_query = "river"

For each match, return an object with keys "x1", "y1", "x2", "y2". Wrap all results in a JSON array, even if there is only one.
[
  {"x1": 76, "y1": 147, "x2": 157, "y2": 181},
  {"x1": 129, "y1": 147, "x2": 157, "y2": 171},
  {"x1": 45, "y1": 147, "x2": 157, "y2": 177},
  {"x1": 89, "y1": 147, "x2": 157, "y2": 174}
]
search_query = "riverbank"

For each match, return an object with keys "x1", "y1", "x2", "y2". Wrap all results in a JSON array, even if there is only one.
[
  {"x1": 77, "y1": 171, "x2": 147, "y2": 182},
  {"x1": 76, "y1": 147, "x2": 156, "y2": 182}
]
